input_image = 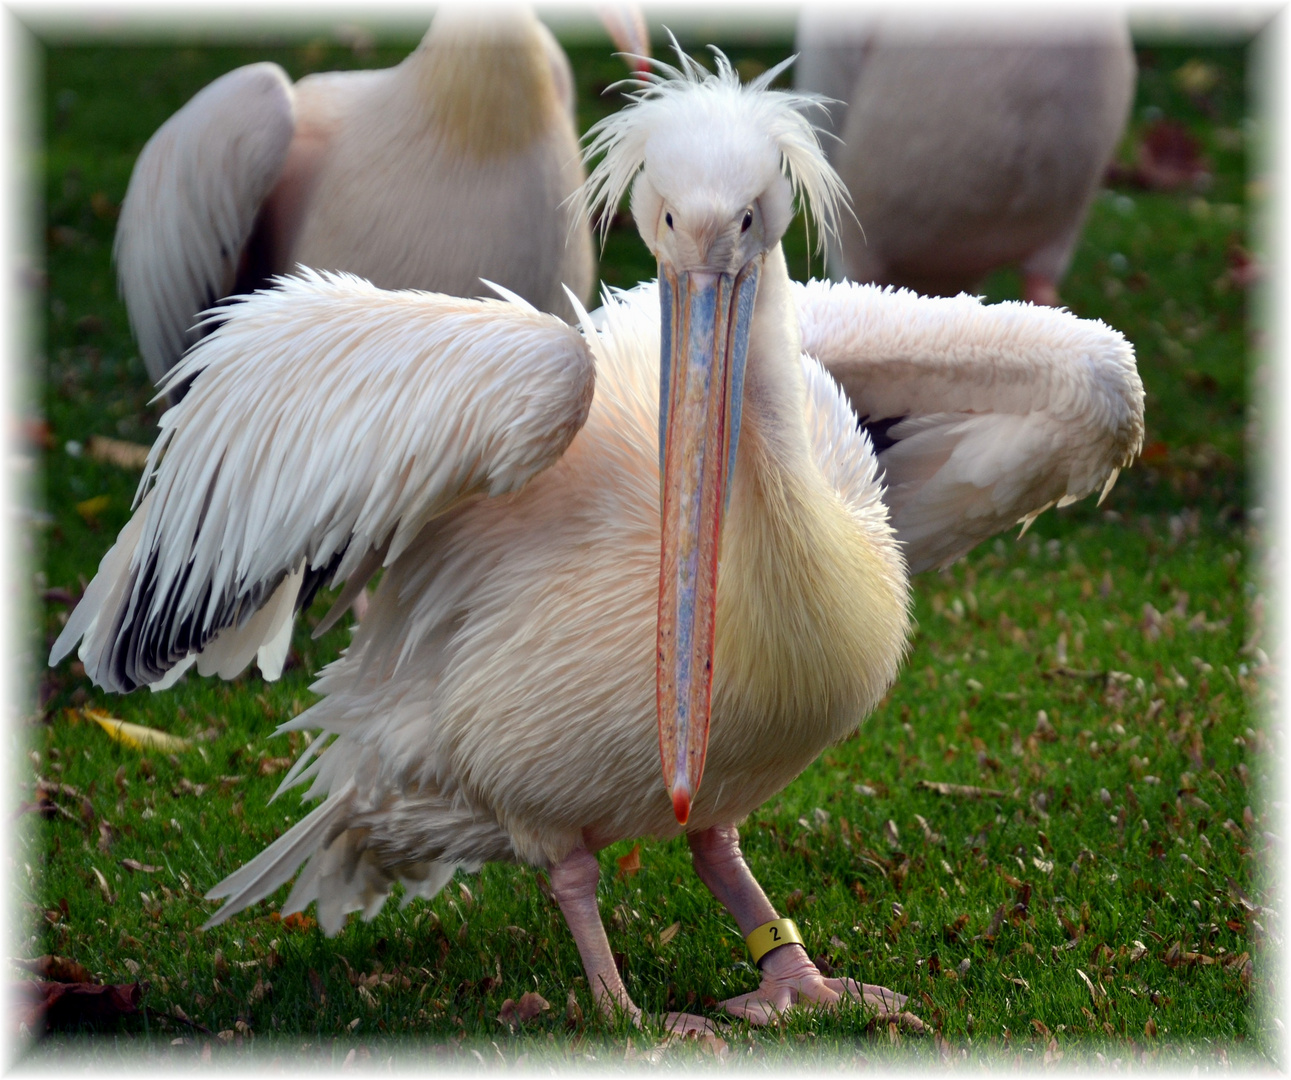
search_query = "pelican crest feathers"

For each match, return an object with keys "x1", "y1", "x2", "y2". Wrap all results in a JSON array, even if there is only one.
[{"x1": 578, "y1": 40, "x2": 847, "y2": 253}]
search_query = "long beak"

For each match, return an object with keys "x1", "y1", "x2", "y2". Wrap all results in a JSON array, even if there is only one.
[{"x1": 656, "y1": 261, "x2": 760, "y2": 825}]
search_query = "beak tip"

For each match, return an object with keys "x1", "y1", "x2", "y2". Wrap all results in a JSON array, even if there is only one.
[{"x1": 671, "y1": 787, "x2": 691, "y2": 826}]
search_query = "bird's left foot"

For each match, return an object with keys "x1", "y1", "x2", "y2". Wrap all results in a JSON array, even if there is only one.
[{"x1": 720, "y1": 944, "x2": 925, "y2": 1032}]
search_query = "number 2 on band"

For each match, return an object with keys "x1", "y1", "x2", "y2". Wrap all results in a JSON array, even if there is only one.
[{"x1": 770, "y1": 927, "x2": 780, "y2": 941}]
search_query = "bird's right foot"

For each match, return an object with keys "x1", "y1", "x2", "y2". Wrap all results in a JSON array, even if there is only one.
[{"x1": 720, "y1": 943, "x2": 925, "y2": 1032}]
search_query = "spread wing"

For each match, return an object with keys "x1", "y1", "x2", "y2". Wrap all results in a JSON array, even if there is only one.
[
  {"x1": 795, "y1": 280, "x2": 1143, "y2": 574},
  {"x1": 52, "y1": 270, "x2": 596, "y2": 693},
  {"x1": 114, "y1": 62, "x2": 297, "y2": 386}
]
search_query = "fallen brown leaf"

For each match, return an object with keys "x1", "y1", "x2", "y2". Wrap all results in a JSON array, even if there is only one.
[
  {"x1": 12, "y1": 956, "x2": 93, "y2": 984},
  {"x1": 84, "y1": 710, "x2": 191, "y2": 753},
  {"x1": 982, "y1": 902, "x2": 1007, "y2": 941},
  {"x1": 87, "y1": 435, "x2": 150, "y2": 471},
  {"x1": 119, "y1": 859, "x2": 160, "y2": 874},
  {"x1": 269, "y1": 911, "x2": 316, "y2": 932},
  {"x1": 516, "y1": 991, "x2": 549, "y2": 1021},
  {"x1": 74, "y1": 495, "x2": 111, "y2": 525},
  {"x1": 865, "y1": 1010, "x2": 927, "y2": 1036},
  {"x1": 1137, "y1": 119, "x2": 1210, "y2": 191},
  {"x1": 89, "y1": 191, "x2": 119, "y2": 221},
  {"x1": 91, "y1": 867, "x2": 114, "y2": 905},
  {"x1": 14, "y1": 980, "x2": 142, "y2": 1032},
  {"x1": 917, "y1": 781, "x2": 1007, "y2": 799},
  {"x1": 616, "y1": 844, "x2": 641, "y2": 878},
  {"x1": 497, "y1": 991, "x2": 550, "y2": 1031}
]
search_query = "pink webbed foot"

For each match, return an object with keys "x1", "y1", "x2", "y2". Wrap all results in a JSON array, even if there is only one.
[{"x1": 721, "y1": 943, "x2": 924, "y2": 1032}]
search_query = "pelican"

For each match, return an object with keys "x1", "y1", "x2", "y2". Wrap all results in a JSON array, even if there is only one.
[
  {"x1": 52, "y1": 50, "x2": 1142, "y2": 1031},
  {"x1": 795, "y1": 10, "x2": 1136, "y2": 305},
  {"x1": 115, "y1": 6, "x2": 646, "y2": 395}
]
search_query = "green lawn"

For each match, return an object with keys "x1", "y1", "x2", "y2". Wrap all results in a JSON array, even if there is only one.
[{"x1": 16, "y1": 20, "x2": 1274, "y2": 1068}]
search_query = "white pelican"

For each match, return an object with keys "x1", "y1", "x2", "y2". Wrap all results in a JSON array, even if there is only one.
[
  {"x1": 794, "y1": 10, "x2": 1136, "y2": 305},
  {"x1": 116, "y1": 6, "x2": 645, "y2": 394},
  {"x1": 52, "y1": 50, "x2": 1142, "y2": 1031}
]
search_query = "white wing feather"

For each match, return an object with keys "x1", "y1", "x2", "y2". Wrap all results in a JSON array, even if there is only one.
[
  {"x1": 51, "y1": 269, "x2": 595, "y2": 693},
  {"x1": 795, "y1": 280, "x2": 1143, "y2": 573},
  {"x1": 114, "y1": 62, "x2": 297, "y2": 386}
]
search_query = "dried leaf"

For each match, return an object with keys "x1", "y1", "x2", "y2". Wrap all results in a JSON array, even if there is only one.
[
  {"x1": 1076, "y1": 968, "x2": 1101, "y2": 1003},
  {"x1": 983, "y1": 903, "x2": 1007, "y2": 941},
  {"x1": 257, "y1": 756, "x2": 292, "y2": 776},
  {"x1": 91, "y1": 866, "x2": 114, "y2": 905},
  {"x1": 865, "y1": 1010, "x2": 927, "y2": 1036},
  {"x1": 516, "y1": 991, "x2": 549, "y2": 1022},
  {"x1": 14, "y1": 980, "x2": 142, "y2": 1031},
  {"x1": 12, "y1": 956, "x2": 93, "y2": 984},
  {"x1": 917, "y1": 781, "x2": 1007, "y2": 799},
  {"x1": 86, "y1": 435, "x2": 150, "y2": 471},
  {"x1": 269, "y1": 911, "x2": 316, "y2": 932},
  {"x1": 914, "y1": 814, "x2": 943, "y2": 844},
  {"x1": 495, "y1": 996, "x2": 521, "y2": 1027},
  {"x1": 658, "y1": 921, "x2": 680, "y2": 946},
  {"x1": 119, "y1": 859, "x2": 160, "y2": 875},
  {"x1": 83, "y1": 710, "x2": 190, "y2": 753},
  {"x1": 616, "y1": 844, "x2": 641, "y2": 878},
  {"x1": 74, "y1": 495, "x2": 111, "y2": 524},
  {"x1": 1135, "y1": 119, "x2": 1210, "y2": 191}
]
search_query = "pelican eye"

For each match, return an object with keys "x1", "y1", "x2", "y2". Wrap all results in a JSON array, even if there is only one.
[
  {"x1": 741, "y1": 209, "x2": 753, "y2": 232},
  {"x1": 665, "y1": 212, "x2": 674, "y2": 229}
]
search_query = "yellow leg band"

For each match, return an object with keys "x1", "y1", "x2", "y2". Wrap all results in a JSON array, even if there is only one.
[{"x1": 745, "y1": 918, "x2": 803, "y2": 965}]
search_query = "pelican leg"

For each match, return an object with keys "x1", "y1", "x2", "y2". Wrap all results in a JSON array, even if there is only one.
[
  {"x1": 548, "y1": 847, "x2": 714, "y2": 1035},
  {"x1": 1022, "y1": 270, "x2": 1061, "y2": 307},
  {"x1": 688, "y1": 824, "x2": 924, "y2": 1030}
]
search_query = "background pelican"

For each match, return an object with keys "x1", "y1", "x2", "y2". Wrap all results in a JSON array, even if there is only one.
[
  {"x1": 115, "y1": 6, "x2": 645, "y2": 396},
  {"x1": 795, "y1": 9, "x2": 1136, "y2": 305},
  {"x1": 52, "y1": 50, "x2": 1141, "y2": 1030}
]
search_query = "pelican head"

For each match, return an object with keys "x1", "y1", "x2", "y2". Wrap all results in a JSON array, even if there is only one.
[{"x1": 581, "y1": 49, "x2": 846, "y2": 823}]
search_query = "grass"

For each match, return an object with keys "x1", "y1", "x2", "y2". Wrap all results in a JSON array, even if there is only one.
[{"x1": 16, "y1": 19, "x2": 1275, "y2": 1068}]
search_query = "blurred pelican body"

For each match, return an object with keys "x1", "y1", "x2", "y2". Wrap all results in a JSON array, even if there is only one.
[
  {"x1": 796, "y1": 10, "x2": 1135, "y2": 303},
  {"x1": 116, "y1": 7, "x2": 597, "y2": 388}
]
